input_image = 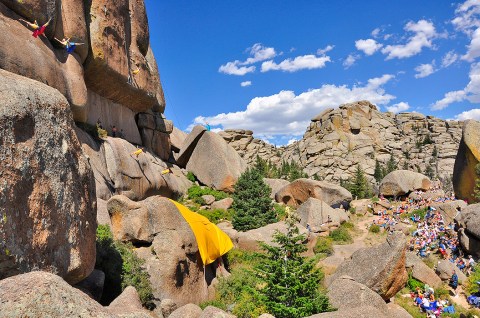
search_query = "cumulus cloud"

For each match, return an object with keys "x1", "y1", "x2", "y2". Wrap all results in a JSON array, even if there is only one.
[
  {"x1": 189, "y1": 74, "x2": 397, "y2": 140},
  {"x1": 463, "y1": 28, "x2": 480, "y2": 61},
  {"x1": 442, "y1": 51, "x2": 459, "y2": 67},
  {"x1": 218, "y1": 61, "x2": 255, "y2": 75},
  {"x1": 261, "y1": 54, "x2": 331, "y2": 72},
  {"x1": 371, "y1": 28, "x2": 381, "y2": 38},
  {"x1": 355, "y1": 39, "x2": 383, "y2": 55},
  {"x1": 414, "y1": 61, "x2": 436, "y2": 78},
  {"x1": 432, "y1": 62, "x2": 480, "y2": 109},
  {"x1": 455, "y1": 108, "x2": 480, "y2": 120},
  {"x1": 219, "y1": 43, "x2": 276, "y2": 75},
  {"x1": 343, "y1": 54, "x2": 359, "y2": 69},
  {"x1": 381, "y1": 20, "x2": 437, "y2": 59},
  {"x1": 386, "y1": 102, "x2": 410, "y2": 113},
  {"x1": 317, "y1": 45, "x2": 335, "y2": 55},
  {"x1": 452, "y1": 0, "x2": 480, "y2": 35},
  {"x1": 240, "y1": 81, "x2": 252, "y2": 87}
]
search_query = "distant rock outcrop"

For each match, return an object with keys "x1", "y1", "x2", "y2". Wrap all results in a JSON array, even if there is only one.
[
  {"x1": 221, "y1": 101, "x2": 462, "y2": 186},
  {"x1": 297, "y1": 198, "x2": 349, "y2": 232},
  {"x1": 0, "y1": 70, "x2": 96, "y2": 284},
  {"x1": 453, "y1": 120, "x2": 480, "y2": 203}
]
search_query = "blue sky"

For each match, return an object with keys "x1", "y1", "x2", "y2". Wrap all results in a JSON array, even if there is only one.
[{"x1": 145, "y1": 0, "x2": 480, "y2": 145}]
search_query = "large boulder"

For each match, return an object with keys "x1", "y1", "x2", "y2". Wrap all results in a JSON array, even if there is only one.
[
  {"x1": 107, "y1": 286, "x2": 150, "y2": 317},
  {"x1": 0, "y1": 271, "x2": 152, "y2": 318},
  {"x1": 431, "y1": 200, "x2": 467, "y2": 223},
  {"x1": 120, "y1": 195, "x2": 208, "y2": 305},
  {"x1": 327, "y1": 276, "x2": 390, "y2": 314},
  {"x1": 84, "y1": 0, "x2": 164, "y2": 112},
  {"x1": 306, "y1": 306, "x2": 394, "y2": 318},
  {"x1": 455, "y1": 203, "x2": 480, "y2": 257},
  {"x1": 0, "y1": 4, "x2": 88, "y2": 121},
  {"x1": 350, "y1": 199, "x2": 372, "y2": 215},
  {"x1": 405, "y1": 252, "x2": 442, "y2": 288},
  {"x1": 379, "y1": 170, "x2": 431, "y2": 197},
  {"x1": 330, "y1": 233, "x2": 408, "y2": 300},
  {"x1": 453, "y1": 120, "x2": 480, "y2": 203},
  {"x1": 408, "y1": 189, "x2": 446, "y2": 201},
  {"x1": 297, "y1": 198, "x2": 349, "y2": 232},
  {"x1": 264, "y1": 178, "x2": 290, "y2": 199},
  {"x1": 168, "y1": 304, "x2": 202, "y2": 318},
  {"x1": 236, "y1": 222, "x2": 309, "y2": 252},
  {"x1": 0, "y1": 69, "x2": 96, "y2": 284},
  {"x1": 211, "y1": 198, "x2": 234, "y2": 211},
  {"x1": 176, "y1": 125, "x2": 207, "y2": 167},
  {"x1": 171, "y1": 127, "x2": 188, "y2": 152},
  {"x1": 435, "y1": 260, "x2": 467, "y2": 283},
  {"x1": 185, "y1": 131, "x2": 247, "y2": 192},
  {"x1": 275, "y1": 178, "x2": 352, "y2": 208},
  {"x1": 199, "y1": 306, "x2": 236, "y2": 318}
]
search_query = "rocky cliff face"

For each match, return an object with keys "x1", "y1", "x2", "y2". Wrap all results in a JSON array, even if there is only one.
[
  {"x1": 222, "y1": 101, "x2": 462, "y2": 185},
  {"x1": 0, "y1": 0, "x2": 170, "y2": 158}
]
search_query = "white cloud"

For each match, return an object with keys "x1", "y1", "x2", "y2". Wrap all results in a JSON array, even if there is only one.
[
  {"x1": 455, "y1": 108, "x2": 480, "y2": 120},
  {"x1": 452, "y1": 0, "x2": 480, "y2": 35},
  {"x1": 355, "y1": 39, "x2": 383, "y2": 55},
  {"x1": 343, "y1": 54, "x2": 359, "y2": 69},
  {"x1": 261, "y1": 54, "x2": 331, "y2": 72},
  {"x1": 414, "y1": 61, "x2": 436, "y2": 78},
  {"x1": 243, "y1": 43, "x2": 277, "y2": 65},
  {"x1": 441, "y1": 51, "x2": 459, "y2": 67},
  {"x1": 287, "y1": 138, "x2": 298, "y2": 145},
  {"x1": 219, "y1": 43, "x2": 275, "y2": 75},
  {"x1": 432, "y1": 90, "x2": 468, "y2": 110},
  {"x1": 381, "y1": 20, "x2": 437, "y2": 59},
  {"x1": 190, "y1": 74, "x2": 396, "y2": 139},
  {"x1": 218, "y1": 61, "x2": 255, "y2": 75},
  {"x1": 371, "y1": 28, "x2": 381, "y2": 38},
  {"x1": 317, "y1": 45, "x2": 335, "y2": 55},
  {"x1": 463, "y1": 28, "x2": 480, "y2": 61},
  {"x1": 386, "y1": 102, "x2": 410, "y2": 113},
  {"x1": 240, "y1": 81, "x2": 252, "y2": 87}
]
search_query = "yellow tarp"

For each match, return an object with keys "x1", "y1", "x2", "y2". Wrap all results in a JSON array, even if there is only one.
[{"x1": 169, "y1": 199, "x2": 234, "y2": 265}]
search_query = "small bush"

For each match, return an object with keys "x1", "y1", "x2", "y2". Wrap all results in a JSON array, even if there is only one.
[
  {"x1": 348, "y1": 207, "x2": 357, "y2": 214},
  {"x1": 193, "y1": 196, "x2": 206, "y2": 205},
  {"x1": 369, "y1": 224, "x2": 381, "y2": 233},
  {"x1": 198, "y1": 209, "x2": 233, "y2": 224},
  {"x1": 329, "y1": 227, "x2": 352, "y2": 243},
  {"x1": 341, "y1": 222, "x2": 354, "y2": 229},
  {"x1": 313, "y1": 237, "x2": 334, "y2": 256},
  {"x1": 95, "y1": 225, "x2": 153, "y2": 308},
  {"x1": 187, "y1": 185, "x2": 228, "y2": 201},
  {"x1": 406, "y1": 273, "x2": 423, "y2": 291},
  {"x1": 225, "y1": 249, "x2": 264, "y2": 268},
  {"x1": 273, "y1": 203, "x2": 287, "y2": 220},
  {"x1": 186, "y1": 171, "x2": 196, "y2": 182},
  {"x1": 199, "y1": 299, "x2": 227, "y2": 310},
  {"x1": 466, "y1": 263, "x2": 480, "y2": 294},
  {"x1": 434, "y1": 287, "x2": 450, "y2": 299},
  {"x1": 372, "y1": 196, "x2": 379, "y2": 202}
]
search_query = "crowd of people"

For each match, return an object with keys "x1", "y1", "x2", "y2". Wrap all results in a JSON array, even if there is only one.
[{"x1": 370, "y1": 187, "x2": 480, "y2": 316}]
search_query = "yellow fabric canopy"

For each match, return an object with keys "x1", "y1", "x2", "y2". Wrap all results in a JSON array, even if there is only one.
[{"x1": 169, "y1": 199, "x2": 234, "y2": 265}]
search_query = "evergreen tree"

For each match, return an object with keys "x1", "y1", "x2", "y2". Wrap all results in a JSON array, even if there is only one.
[
  {"x1": 373, "y1": 159, "x2": 384, "y2": 183},
  {"x1": 232, "y1": 168, "x2": 276, "y2": 231},
  {"x1": 475, "y1": 163, "x2": 480, "y2": 201},
  {"x1": 348, "y1": 164, "x2": 373, "y2": 199},
  {"x1": 255, "y1": 219, "x2": 332, "y2": 318},
  {"x1": 386, "y1": 153, "x2": 397, "y2": 174},
  {"x1": 254, "y1": 155, "x2": 269, "y2": 177}
]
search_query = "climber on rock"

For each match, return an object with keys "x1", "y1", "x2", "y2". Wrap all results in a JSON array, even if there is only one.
[
  {"x1": 19, "y1": 17, "x2": 52, "y2": 38},
  {"x1": 161, "y1": 168, "x2": 173, "y2": 175},
  {"x1": 54, "y1": 37, "x2": 85, "y2": 54}
]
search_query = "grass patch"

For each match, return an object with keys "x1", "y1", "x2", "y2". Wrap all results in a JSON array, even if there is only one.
[
  {"x1": 187, "y1": 185, "x2": 229, "y2": 201},
  {"x1": 466, "y1": 263, "x2": 480, "y2": 294},
  {"x1": 329, "y1": 227, "x2": 353, "y2": 244},
  {"x1": 313, "y1": 237, "x2": 334, "y2": 258},
  {"x1": 198, "y1": 209, "x2": 233, "y2": 224},
  {"x1": 400, "y1": 207, "x2": 428, "y2": 220},
  {"x1": 369, "y1": 224, "x2": 381, "y2": 233}
]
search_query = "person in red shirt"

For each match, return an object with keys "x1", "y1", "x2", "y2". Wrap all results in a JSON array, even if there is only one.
[{"x1": 19, "y1": 17, "x2": 52, "y2": 38}]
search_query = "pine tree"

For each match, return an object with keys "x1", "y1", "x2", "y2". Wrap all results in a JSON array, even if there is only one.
[
  {"x1": 254, "y1": 155, "x2": 269, "y2": 177},
  {"x1": 232, "y1": 168, "x2": 276, "y2": 231},
  {"x1": 348, "y1": 164, "x2": 373, "y2": 199},
  {"x1": 255, "y1": 219, "x2": 332, "y2": 318},
  {"x1": 474, "y1": 163, "x2": 480, "y2": 202},
  {"x1": 374, "y1": 159, "x2": 384, "y2": 183},
  {"x1": 386, "y1": 153, "x2": 397, "y2": 174}
]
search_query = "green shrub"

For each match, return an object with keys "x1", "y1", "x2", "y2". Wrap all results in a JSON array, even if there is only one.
[
  {"x1": 341, "y1": 222, "x2": 354, "y2": 229},
  {"x1": 198, "y1": 209, "x2": 233, "y2": 224},
  {"x1": 466, "y1": 263, "x2": 480, "y2": 294},
  {"x1": 313, "y1": 237, "x2": 333, "y2": 256},
  {"x1": 369, "y1": 224, "x2": 381, "y2": 233},
  {"x1": 348, "y1": 207, "x2": 356, "y2": 214},
  {"x1": 434, "y1": 286, "x2": 450, "y2": 299},
  {"x1": 232, "y1": 168, "x2": 276, "y2": 231},
  {"x1": 372, "y1": 196, "x2": 379, "y2": 202},
  {"x1": 273, "y1": 203, "x2": 287, "y2": 220},
  {"x1": 406, "y1": 273, "x2": 423, "y2": 292},
  {"x1": 193, "y1": 196, "x2": 206, "y2": 205},
  {"x1": 186, "y1": 171, "x2": 196, "y2": 182},
  {"x1": 95, "y1": 225, "x2": 153, "y2": 308},
  {"x1": 225, "y1": 249, "x2": 264, "y2": 268},
  {"x1": 187, "y1": 185, "x2": 228, "y2": 201},
  {"x1": 329, "y1": 227, "x2": 352, "y2": 244},
  {"x1": 199, "y1": 299, "x2": 227, "y2": 310}
]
